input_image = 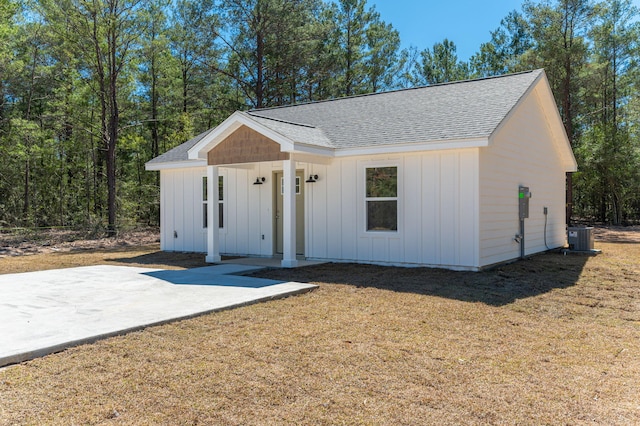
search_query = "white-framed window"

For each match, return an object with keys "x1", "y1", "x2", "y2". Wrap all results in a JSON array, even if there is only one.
[
  {"x1": 280, "y1": 176, "x2": 301, "y2": 195},
  {"x1": 365, "y1": 166, "x2": 398, "y2": 232},
  {"x1": 218, "y1": 175, "x2": 224, "y2": 228},
  {"x1": 203, "y1": 176, "x2": 224, "y2": 229},
  {"x1": 202, "y1": 176, "x2": 208, "y2": 229}
]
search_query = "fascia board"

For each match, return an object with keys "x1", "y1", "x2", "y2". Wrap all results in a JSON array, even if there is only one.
[
  {"x1": 145, "y1": 159, "x2": 207, "y2": 171},
  {"x1": 530, "y1": 73, "x2": 578, "y2": 172},
  {"x1": 290, "y1": 143, "x2": 334, "y2": 157},
  {"x1": 187, "y1": 111, "x2": 244, "y2": 160},
  {"x1": 333, "y1": 138, "x2": 489, "y2": 157},
  {"x1": 489, "y1": 70, "x2": 543, "y2": 142},
  {"x1": 538, "y1": 77, "x2": 578, "y2": 172},
  {"x1": 487, "y1": 70, "x2": 577, "y2": 173},
  {"x1": 187, "y1": 112, "x2": 296, "y2": 160}
]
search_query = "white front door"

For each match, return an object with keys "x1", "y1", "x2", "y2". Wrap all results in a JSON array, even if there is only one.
[{"x1": 275, "y1": 171, "x2": 304, "y2": 255}]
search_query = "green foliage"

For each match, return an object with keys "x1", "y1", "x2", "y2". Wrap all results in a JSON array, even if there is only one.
[
  {"x1": 413, "y1": 39, "x2": 470, "y2": 85},
  {"x1": 0, "y1": 0, "x2": 639, "y2": 229},
  {"x1": 470, "y1": 10, "x2": 533, "y2": 77},
  {"x1": 365, "y1": 20, "x2": 403, "y2": 92},
  {"x1": 468, "y1": 0, "x2": 640, "y2": 224}
]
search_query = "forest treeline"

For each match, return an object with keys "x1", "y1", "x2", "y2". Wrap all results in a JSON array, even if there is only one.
[{"x1": 0, "y1": 0, "x2": 638, "y2": 232}]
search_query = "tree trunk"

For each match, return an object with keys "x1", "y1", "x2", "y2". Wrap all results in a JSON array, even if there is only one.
[
  {"x1": 345, "y1": 12, "x2": 353, "y2": 96},
  {"x1": 21, "y1": 39, "x2": 41, "y2": 225},
  {"x1": 0, "y1": 81, "x2": 4, "y2": 126},
  {"x1": 566, "y1": 172, "x2": 573, "y2": 226},
  {"x1": 182, "y1": 62, "x2": 188, "y2": 113},
  {"x1": 151, "y1": 56, "x2": 159, "y2": 159},
  {"x1": 106, "y1": 127, "x2": 117, "y2": 236},
  {"x1": 106, "y1": 23, "x2": 119, "y2": 237},
  {"x1": 256, "y1": 30, "x2": 265, "y2": 109},
  {"x1": 23, "y1": 157, "x2": 30, "y2": 224}
]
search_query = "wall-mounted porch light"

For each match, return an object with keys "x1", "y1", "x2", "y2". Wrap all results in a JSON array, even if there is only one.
[
  {"x1": 305, "y1": 174, "x2": 318, "y2": 183},
  {"x1": 253, "y1": 177, "x2": 266, "y2": 185}
]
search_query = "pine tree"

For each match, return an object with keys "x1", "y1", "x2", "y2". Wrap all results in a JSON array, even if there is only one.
[{"x1": 413, "y1": 39, "x2": 470, "y2": 85}]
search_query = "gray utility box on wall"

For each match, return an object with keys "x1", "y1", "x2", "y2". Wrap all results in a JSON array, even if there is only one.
[{"x1": 568, "y1": 227, "x2": 595, "y2": 251}]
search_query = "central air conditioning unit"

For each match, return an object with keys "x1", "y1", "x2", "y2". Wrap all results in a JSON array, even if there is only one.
[{"x1": 568, "y1": 227, "x2": 595, "y2": 251}]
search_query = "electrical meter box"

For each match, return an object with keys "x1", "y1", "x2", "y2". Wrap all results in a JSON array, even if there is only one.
[{"x1": 518, "y1": 186, "x2": 531, "y2": 219}]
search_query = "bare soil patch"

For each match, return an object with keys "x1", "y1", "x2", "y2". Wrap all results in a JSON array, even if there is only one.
[
  {"x1": 0, "y1": 228, "x2": 160, "y2": 258},
  {"x1": 593, "y1": 225, "x2": 640, "y2": 243},
  {"x1": 1, "y1": 235, "x2": 639, "y2": 424},
  {"x1": 0, "y1": 244, "x2": 208, "y2": 275}
]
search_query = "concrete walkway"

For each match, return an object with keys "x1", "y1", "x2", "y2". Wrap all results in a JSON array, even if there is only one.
[{"x1": 0, "y1": 264, "x2": 316, "y2": 367}]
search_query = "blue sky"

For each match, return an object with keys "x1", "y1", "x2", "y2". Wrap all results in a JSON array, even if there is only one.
[{"x1": 368, "y1": 0, "x2": 640, "y2": 61}]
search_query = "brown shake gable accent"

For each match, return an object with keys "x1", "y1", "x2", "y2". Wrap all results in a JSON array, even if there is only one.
[{"x1": 207, "y1": 125, "x2": 290, "y2": 165}]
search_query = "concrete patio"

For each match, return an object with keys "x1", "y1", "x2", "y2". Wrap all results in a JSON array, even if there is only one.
[{"x1": 0, "y1": 264, "x2": 317, "y2": 367}]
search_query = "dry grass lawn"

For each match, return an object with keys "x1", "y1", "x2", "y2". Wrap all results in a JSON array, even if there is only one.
[{"x1": 0, "y1": 237, "x2": 639, "y2": 425}]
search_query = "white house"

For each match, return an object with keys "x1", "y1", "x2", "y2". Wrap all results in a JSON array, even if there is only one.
[{"x1": 145, "y1": 69, "x2": 577, "y2": 271}]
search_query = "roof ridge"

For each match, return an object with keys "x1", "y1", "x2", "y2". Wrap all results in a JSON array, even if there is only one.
[
  {"x1": 246, "y1": 111, "x2": 317, "y2": 129},
  {"x1": 249, "y1": 69, "x2": 542, "y2": 112}
]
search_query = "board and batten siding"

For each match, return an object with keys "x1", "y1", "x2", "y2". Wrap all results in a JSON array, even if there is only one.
[
  {"x1": 304, "y1": 151, "x2": 480, "y2": 269},
  {"x1": 160, "y1": 168, "x2": 208, "y2": 253},
  {"x1": 478, "y1": 84, "x2": 568, "y2": 267},
  {"x1": 160, "y1": 163, "x2": 281, "y2": 256},
  {"x1": 218, "y1": 162, "x2": 276, "y2": 257},
  {"x1": 160, "y1": 151, "x2": 480, "y2": 269}
]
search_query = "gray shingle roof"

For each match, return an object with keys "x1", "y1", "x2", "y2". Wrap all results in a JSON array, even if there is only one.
[
  {"x1": 147, "y1": 70, "x2": 543, "y2": 165},
  {"x1": 146, "y1": 129, "x2": 213, "y2": 165},
  {"x1": 244, "y1": 113, "x2": 334, "y2": 148},
  {"x1": 249, "y1": 70, "x2": 542, "y2": 149}
]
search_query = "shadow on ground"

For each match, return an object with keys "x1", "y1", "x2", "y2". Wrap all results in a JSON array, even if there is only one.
[
  {"x1": 142, "y1": 268, "x2": 279, "y2": 288},
  {"x1": 105, "y1": 251, "x2": 246, "y2": 269},
  {"x1": 60, "y1": 246, "x2": 594, "y2": 306},
  {"x1": 104, "y1": 250, "x2": 210, "y2": 269},
  {"x1": 251, "y1": 251, "x2": 593, "y2": 306}
]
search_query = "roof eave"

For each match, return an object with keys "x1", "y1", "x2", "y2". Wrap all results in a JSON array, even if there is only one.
[
  {"x1": 333, "y1": 137, "x2": 489, "y2": 157},
  {"x1": 290, "y1": 142, "x2": 334, "y2": 156},
  {"x1": 145, "y1": 159, "x2": 207, "y2": 171}
]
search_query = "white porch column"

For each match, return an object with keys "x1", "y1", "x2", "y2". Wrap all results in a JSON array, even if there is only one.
[
  {"x1": 206, "y1": 165, "x2": 221, "y2": 263},
  {"x1": 281, "y1": 156, "x2": 298, "y2": 268}
]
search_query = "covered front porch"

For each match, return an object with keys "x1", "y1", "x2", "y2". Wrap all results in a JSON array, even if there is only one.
[{"x1": 191, "y1": 112, "x2": 333, "y2": 268}]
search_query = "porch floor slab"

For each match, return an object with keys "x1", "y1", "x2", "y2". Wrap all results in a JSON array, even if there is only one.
[
  {"x1": 220, "y1": 256, "x2": 327, "y2": 268},
  {"x1": 0, "y1": 264, "x2": 316, "y2": 368}
]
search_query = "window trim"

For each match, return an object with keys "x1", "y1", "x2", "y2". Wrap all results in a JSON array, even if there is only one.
[
  {"x1": 280, "y1": 176, "x2": 301, "y2": 195},
  {"x1": 202, "y1": 176, "x2": 208, "y2": 229},
  {"x1": 203, "y1": 175, "x2": 224, "y2": 229},
  {"x1": 363, "y1": 163, "x2": 400, "y2": 234},
  {"x1": 218, "y1": 175, "x2": 224, "y2": 229}
]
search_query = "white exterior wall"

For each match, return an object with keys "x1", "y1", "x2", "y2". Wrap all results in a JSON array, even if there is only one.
[
  {"x1": 305, "y1": 151, "x2": 480, "y2": 269},
  {"x1": 160, "y1": 167, "x2": 208, "y2": 253},
  {"x1": 160, "y1": 150, "x2": 481, "y2": 269},
  {"x1": 219, "y1": 162, "x2": 276, "y2": 257},
  {"x1": 160, "y1": 163, "x2": 278, "y2": 256},
  {"x1": 478, "y1": 85, "x2": 568, "y2": 267}
]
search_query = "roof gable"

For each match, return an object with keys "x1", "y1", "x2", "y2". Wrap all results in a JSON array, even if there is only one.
[{"x1": 208, "y1": 125, "x2": 290, "y2": 165}]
